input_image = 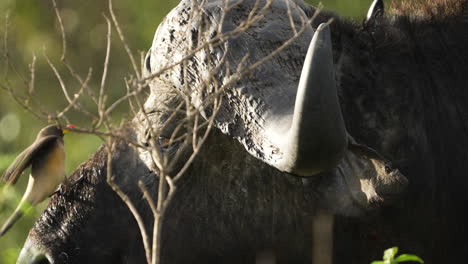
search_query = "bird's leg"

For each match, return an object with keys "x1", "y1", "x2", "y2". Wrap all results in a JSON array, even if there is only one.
[
  {"x1": 71, "y1": 174, "x2": 85, "y2": 186},
  {"x1": 51, "y1": 183, "x2": 69, "y2": 196},
  {"x1": 51, "y1": 186, "x2": 64, "y2": 197}
]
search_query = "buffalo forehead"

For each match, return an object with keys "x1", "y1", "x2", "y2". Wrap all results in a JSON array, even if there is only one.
[{"x1": 148, "y1": 0, "x2": 316, "y2": 164}]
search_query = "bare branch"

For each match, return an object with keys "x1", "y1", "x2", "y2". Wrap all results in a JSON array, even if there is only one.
[
  {"x1": 173, "y1": 98, "x2": 221, "y2": 183},
  {"x1": 28, "y1": 55, "x2": 37, "y2": 94},
  {"x1": 100, "y1": 15, "x2": 112, "y2": 112},
  {"x1": 57, "y1": 68, "x2": 93, "y2": 119},
  {"x1": 51, "y1": 0, "x2": 67, "y2": 61},
  {"x1": 285, "y1": 0, "x2": 298, "y2": 34},
  {"x1": 73, "y1": 128, "x2": 148, "y2": 153},
  {"x1": 95, "y1": 14, "x2": 113, "y2": 128},
  {"x1": 44, "y1": 51, "x2": 74, "y2": 105},
  {"x1": 125, "y1": 78, "x2": 138, "y2": 117},
  {"x1": 104, "y1": 84, "x2": 145, "y2": 117},
  {"x1": 108, "y1": 0, "x2": 140, "y2": 79},
  {"x1": 0, "y1": 82, "x2": 49, "y2": 120},
  {"x1": 105, "y1": 141, "x2": 151, "y2": 264},
  {"x1": 138, "y1": 181, "x2": 158, "y2": 215},
  {"x1": 63, "y1": 63, "x2": 99, "y2": 106}
]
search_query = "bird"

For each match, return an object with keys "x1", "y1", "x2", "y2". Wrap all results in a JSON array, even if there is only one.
[{"x1": 0, "y1": 124, "x2": 75, "y2": 237}]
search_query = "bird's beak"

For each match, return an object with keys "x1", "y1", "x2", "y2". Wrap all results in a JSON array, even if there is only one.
[{"x1": 63, "y1": 124, "x2": 76, "y2": 134}]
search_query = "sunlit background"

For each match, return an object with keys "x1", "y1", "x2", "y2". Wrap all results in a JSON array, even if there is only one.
[{"x1": 0, "y1": 0, "x2": 370, "y2": 262}]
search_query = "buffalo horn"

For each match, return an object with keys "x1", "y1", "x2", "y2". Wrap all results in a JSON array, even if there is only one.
[
  {"x1": 366, "y1": 0, "x2": 384, "y2": 22},
  {"x1": 274, "y1": 23, "x2": 347, "y2": 176}
]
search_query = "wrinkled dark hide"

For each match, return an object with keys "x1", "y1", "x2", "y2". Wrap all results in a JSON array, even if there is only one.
[{"x1": 323, "y1": 0, "x2": 468, "y2": 262}]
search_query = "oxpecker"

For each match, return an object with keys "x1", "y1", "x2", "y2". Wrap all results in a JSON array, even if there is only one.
[{"x1": 0, "y1": 124, "x2": 74, "y2": 237}]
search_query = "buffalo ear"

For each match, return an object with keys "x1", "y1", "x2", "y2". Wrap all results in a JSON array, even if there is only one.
[
  {"x1": 313, "y1": 148, "x2": 408, "y2": 217},
  {"x1": 365, "y1": 0, "x2": 384, "y2": 24}
]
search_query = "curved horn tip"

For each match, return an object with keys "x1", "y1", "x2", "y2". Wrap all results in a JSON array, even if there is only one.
[
  {"x1": 316, "y1": 22, "x2": 330, "y2": 32},
  {"x1": 366, "y1": 0, "x2": 384, "y2": 22}
]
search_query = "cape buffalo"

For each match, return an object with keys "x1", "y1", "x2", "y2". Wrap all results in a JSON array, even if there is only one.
[{"x1": 15, "y1": 0, "x2": 468, "y2": 263}]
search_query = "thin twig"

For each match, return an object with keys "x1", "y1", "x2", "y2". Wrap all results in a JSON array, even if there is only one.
[
  {"x1": 173, "y1": 98, "x2": 221, "y2": 183},
  {"x1": 108, "y1": 0, "x2": 140, "y2": 79},
  {"x1": 62, "y1": 63, "x2": 98, "y2": 119},
  {"x1": 100, "y1": 15, "x2": 112, "y2": 111},
  {"x1": 64, "y1": 126, "x2": 147, "y2": 150},
  {"x1": 28, "y1": 55, "x2": 37, "y2": 94},
  {"x1": 96, "y1": 15, "x2": 113, "y2": 127},
  {"x1": 105, "y1": 141, "x2": 151, "y2": 264},
  {"x1": 57, "y1": 68, "x2": 93, "y2": 119},
  {"x1": 0, "y1": 82, "x2": 48, "y2": 120},
  {"x1": 51, "y1": 0, "x2": 67, "y2": 61},
  {"x1": 44, "y1": 51, "x2": 74, "y2": 104},
  {"x1": 285, "y1": 0, "x2": 298, "y2": 34},
  {"x1": 138, "y1": 181, "x2": 158, "y2": 215},
  {"x1": 2, "y1": 11, "x2": 10, "y2": 79},
  {"x1": 104, "y1": 84, "x2": 146, "y2": 116},
  {"x1": 125, "y1": 78, "x2": 138, "y2": 117}
]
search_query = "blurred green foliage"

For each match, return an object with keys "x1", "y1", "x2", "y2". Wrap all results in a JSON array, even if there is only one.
[
  {"x1": 371, "y1": 247, "x2": 424, "y2": 264},
  {"x1": 0, "y1": 0, "x2": 370, "y2": 262}
]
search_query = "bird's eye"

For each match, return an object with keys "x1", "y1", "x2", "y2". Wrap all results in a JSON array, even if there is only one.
[{"x1": 145, "y1": 52, "x2": 152, "y2": 72}]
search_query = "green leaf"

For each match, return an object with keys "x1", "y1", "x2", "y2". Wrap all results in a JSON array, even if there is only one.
[
  {"x1": 371, "y1": 261, "x2": 385, "y2": 264},
  {"x1": 383, "y1": 247, "x2": 399, "y2": 260},
  {"x1": 395, "y1": 254, "x2": 424, "y2": 263}
]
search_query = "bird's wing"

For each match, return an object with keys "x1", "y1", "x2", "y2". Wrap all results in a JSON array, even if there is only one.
[{"x1": 2, "y1": 136, "x2": 59, "y2": 185}]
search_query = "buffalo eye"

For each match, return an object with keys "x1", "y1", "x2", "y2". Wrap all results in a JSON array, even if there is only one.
[
  {"x1": 384, "y1": 164, "x2": 393, "y2": 174},
  {"x1": 158, "y1": 136, "x2": 173, "y2": 153},
  {"x1": 145, "y1": 52, "x2": 152, "y2": 72}
]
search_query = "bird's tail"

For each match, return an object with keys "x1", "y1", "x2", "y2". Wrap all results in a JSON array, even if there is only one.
[{"x1": 0, "y1": 200, "x2": 29, "y2": 237}]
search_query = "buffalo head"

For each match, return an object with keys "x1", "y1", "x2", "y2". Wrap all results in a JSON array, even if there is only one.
[{"x1": 15, "y1": 0, "x2": 412, "y2": 263}]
